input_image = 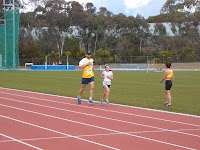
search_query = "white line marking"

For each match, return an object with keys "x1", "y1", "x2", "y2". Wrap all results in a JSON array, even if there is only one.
[
  {"x1": 0, "y1": 115, "x2": 119, "y2": 150},
  {"x1": 1, "y1": 90, "x2": 199, "y2": 128},
  {"x1": 1, "y1": 96, "x2": 200, "y2": 138},
  {"x1": 0, "y1": 131, "x2": 164, "y2": 143},
  {"x1": 0, "y1": 132, "x2": 43, "y2": 150},
  {"x1": 1, "y1": 87, "x2": 200, "y2": 118},
  {"x1": 0, "y1": 104, "x2": 197, "y2": 150},
  {"x1": 1, "y1": 128, "x2": 200, "y2": 144},
  {"x1": 177, "y1": 129, "x2": 200, "y2": 132}
]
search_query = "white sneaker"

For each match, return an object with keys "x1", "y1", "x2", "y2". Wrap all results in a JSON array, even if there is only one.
[
  {"x1": 106, "y1": 100, "x2": 109, "y2": 104},
  {"x1": 100, "y1": 99, "x2": 103, "y2": 105}
]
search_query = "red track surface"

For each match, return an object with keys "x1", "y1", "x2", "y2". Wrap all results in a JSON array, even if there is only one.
[{"x1": 0, "y1": 87, "x2": 199, "y2": 150}]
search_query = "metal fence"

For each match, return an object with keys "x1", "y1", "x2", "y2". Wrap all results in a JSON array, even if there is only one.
[
  {"x1": 113, "y1": 55, "x2": 200, "y2": 64},
  {"x1": 19, "y1": 54, "x2": 200, "y2": 68}
]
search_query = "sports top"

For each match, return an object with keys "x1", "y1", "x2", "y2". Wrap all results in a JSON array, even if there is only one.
[
  {"x1": 102, "y1": 70, "x2": 113, "y2": 85},
  {"x1": 79, "y1": 58, "x2": 94, "y2": 78},
  {"x1": 166, "y1": 69, "x2": 174, "y2": 79}
]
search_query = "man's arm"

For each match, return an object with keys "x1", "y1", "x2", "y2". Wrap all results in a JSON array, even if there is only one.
[
  {"x1": 79, "y1": 63, "x2": 88, "y2": 69},
  {"x1": 79, "y1": 59, "x2": 92, "y2": 69}
]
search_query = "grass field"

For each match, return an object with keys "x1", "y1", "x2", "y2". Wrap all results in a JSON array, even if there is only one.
[{"x1": 0, "y1": 70, "x2": 200, "y2": 116}]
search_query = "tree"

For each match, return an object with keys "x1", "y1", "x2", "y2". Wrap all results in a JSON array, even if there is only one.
[
  {"x1": 161, "y1": 0, "x2": 197, "y2": 14},
  {"x1": 15, "y1": 0, "x2": 200, "y2": 64},
  {"x1": 180, "y1": 46, "x2": 196, "y2": 62},
  {"x1": 34, "y1": 0, "x2": 70, "y2": 56},
  {"x1": 93, "y1": 13, "x2": 108, "y2": 55},
  {"x1": 154, "y1": 23, "x2": 167, "y2": 36},
  {"x1": 159, "y1": 49, "x2": 174, "y2": 63},
  {"x1": 95, "y1": 48, "x2": 113, "y2": 64},
  {"x1": 22, "y1": 41, "x2": 41, "y2": 58},
  {"x1": 116, "y1": 38, "x2": 134, "y2": 62},
  {"x1": 71, "y1": 42, "x2": 80, "y2": 60}
]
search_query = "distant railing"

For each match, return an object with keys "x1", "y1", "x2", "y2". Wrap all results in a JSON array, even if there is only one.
[{"x1": 19, "y1": 54, "x2": 200, "y2": 68}]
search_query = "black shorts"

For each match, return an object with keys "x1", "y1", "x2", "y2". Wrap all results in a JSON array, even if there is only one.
[
  {"x1": 165, "y1": 80, "x2": 172, "y2": 90},
  {"x1": 103, "y1": 84, "x2": 111, "y2": 88},
  {"x1": 82, "y1": 76, "x2": 94, "y2": 84}
]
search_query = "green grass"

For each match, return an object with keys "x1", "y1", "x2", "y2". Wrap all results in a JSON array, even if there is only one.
[{"x1": 0, "y1": 70, "x2": 200, "y2": 116}]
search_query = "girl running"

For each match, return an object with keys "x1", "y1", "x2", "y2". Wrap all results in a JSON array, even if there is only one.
[{"x1": 100, "y1": 64, "x2": 113, "y2": 105}]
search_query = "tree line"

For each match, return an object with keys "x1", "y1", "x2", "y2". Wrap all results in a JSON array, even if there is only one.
[{"x1": 2, "y1": 0, "x2": 200, "y2": 65}]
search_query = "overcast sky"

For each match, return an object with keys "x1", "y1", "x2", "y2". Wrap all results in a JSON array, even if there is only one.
[
  {"x1": 73, "y1": 0, "x2": 167, "y2": 18},
  {"x1": 23, "y1": 0, "x2": 167, "y2": 18}
]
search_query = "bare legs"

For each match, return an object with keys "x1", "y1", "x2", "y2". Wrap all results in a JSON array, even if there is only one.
[
  {"x1": 101, "y1": 85, "x2": 110, "y2": 104},
  {"x1": 78, "y1": 81, "x2": 94, "y2": 101},
  {"x1": 89, "y1": 82, "x2": 94, "y2": 99},
  {"x1": 78, "y1": 84, "x2": 86, "y2": 98},
  {"x1": 165, "y1": 90, "x2": 171, "y2": 105}
]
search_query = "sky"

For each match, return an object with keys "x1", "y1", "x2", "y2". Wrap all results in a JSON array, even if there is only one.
[
  {"x1": 72, "y1": 0, "x2": 167, "y2": 18},
  {"x1": 23, "y1": 0, "x2": 167, "y2": 19}
]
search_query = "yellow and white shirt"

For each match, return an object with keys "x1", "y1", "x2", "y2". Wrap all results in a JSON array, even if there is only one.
[{"x1": 79, "y1": 58, "x2": 94, "y2": 78}]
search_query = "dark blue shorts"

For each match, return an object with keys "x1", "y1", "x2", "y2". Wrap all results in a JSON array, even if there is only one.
[
  {"x1": 165, "y1": 80, "x2": 172, "y2": 90},
  {"x1": 82, "y1": 77, "x2": 94, "y2": 84}
]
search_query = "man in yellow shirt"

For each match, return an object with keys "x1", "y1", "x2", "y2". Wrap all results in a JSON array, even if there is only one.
[{"x1": 77, "y1": 51, "x2": 94, "y2": 104}]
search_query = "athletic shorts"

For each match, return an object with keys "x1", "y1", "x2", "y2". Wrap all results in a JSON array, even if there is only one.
[
  {"x1": 82, "y1": 76, "x2": 94, "y2": 84},
  {"x1": 165, "y1": 80, "x2": 172, "y2": 90},
  {"x1": 103, "y1": 83, "x2": 111, "y2": 88},
  {"x1": 103, "y1": 85, "x2": 111, "y2": 88}
]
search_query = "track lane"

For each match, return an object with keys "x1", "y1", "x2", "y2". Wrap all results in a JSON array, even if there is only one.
[
  {"x1": 0, "y1": 88, "x2": 200, "y2": 150},
  {"x1": 0, "y1": 98, "x2": 199, "y2": 150}
]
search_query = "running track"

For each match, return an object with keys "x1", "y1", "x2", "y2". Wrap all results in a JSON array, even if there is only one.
[{"x1": 0, "y1": 87, "x2": 199, "y2": 150}]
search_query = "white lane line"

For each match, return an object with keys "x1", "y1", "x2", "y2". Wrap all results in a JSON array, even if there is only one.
[
  {"x1": 1, "y1": 87, "x2": 200, "y2": 119},
  {"x1": 1, "y1": 91, "x2": 200, "y2": 128},
  {"x1": 1, "y1": 128, "x2": 200, "y2": 144},
  {"x1": 177, "y1": 129, "x2": 200, "y2": 132},
  {"x1": 0, "y1": 115, "x2": 119, "y2": 150},
  {"x1": 0, "y1": 131, "x2": 164, "y2": 143},
  {"x1": 1, "y1": 96, "x2": 200, "y2": 138},
  {"x1": 0, "y1": 104, "x2": 197, "y2": 150},
  {"x1": 0, "y1": 132, "x2": 43, "y2": 150}
]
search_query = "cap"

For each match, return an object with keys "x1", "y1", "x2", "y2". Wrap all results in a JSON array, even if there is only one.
[
  {"x1": 86, "y1": 50, "x2": 91, "y2": 55},
  {"x1": 105, "y1": 64, "x2": 108, "y2": 68}
]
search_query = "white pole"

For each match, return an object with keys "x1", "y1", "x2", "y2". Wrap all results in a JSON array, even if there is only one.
[
  {"x1": 67, "y1": 55, "x2": 69, "y2": 70},
  {"x1": 45, "y1": 56, "x2": 47, "y2": 70}
]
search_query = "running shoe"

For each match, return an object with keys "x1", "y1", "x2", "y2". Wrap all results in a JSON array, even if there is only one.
[
  {"x1": 164, "y1": 102, "x2": 168, "y2": 106},
  {"x1": 88, "y1": 100, "x2": 94, "y2": 104},
  {"x1": 78, "y1": 97, "x2": 81, "y2": 104},
  {"x1": 100, "y1": 99, "x2": 103, "y2": 105},
  {"x1": 106, "y1": 100, "x2": 109, "y2": 104},
  {"x1": 166, "y1": 104, "x2": 172, "y2": 107}
]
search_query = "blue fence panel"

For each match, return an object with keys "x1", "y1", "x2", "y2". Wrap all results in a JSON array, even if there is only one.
[{"x1": 31, "y1": 65, "x2": 75, "y2": 70}]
